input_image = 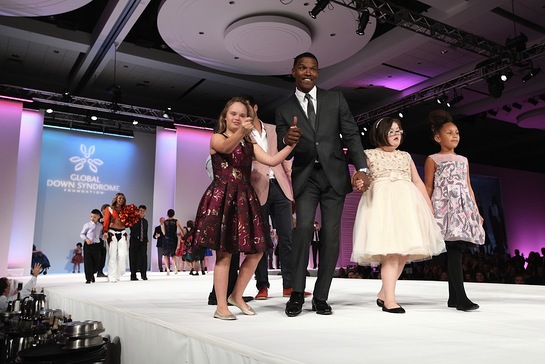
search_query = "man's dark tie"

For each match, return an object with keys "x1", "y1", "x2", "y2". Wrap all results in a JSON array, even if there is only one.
[
  {"x1": 305, "y1": 93, "x2": 316, "y2": 129},
  {"x1": 140, "y1": 221, "x2": 144, "y2": 241}
]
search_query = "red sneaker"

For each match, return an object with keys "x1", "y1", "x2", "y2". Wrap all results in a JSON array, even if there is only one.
[
  {"x1": 283, "y1": 288, "x2": 312, "y2": 297},
  {"x1": 255, "y1": 287, "x2": 268, "y2": 300}
]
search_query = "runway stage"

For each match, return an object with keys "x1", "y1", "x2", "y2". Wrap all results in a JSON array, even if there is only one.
[{"x1": 30, "y1": 272, "x2": 544, "y2": 364}]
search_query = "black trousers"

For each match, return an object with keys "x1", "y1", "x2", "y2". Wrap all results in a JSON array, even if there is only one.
[
  {"x1": 447, "y1": 241, "x2": 471, "y2": 305},
  {"x1": 98, "y1": 240, "x2": 107, "y2": 273},
  {"x1": 255, "y1": 180, "x2": 294, "y2": 290},
  {"x1": 83, "y1": 243, "x2": 101, "y2": 282},
  {"x1": 129, "y1": 240, "x2": 148, "y2": 278},
  {"x1": 292, "y1": 166, "x2": 345, "y2": 301},
  {"x1": 157, "y1": 246, "x2": 163, "y2": 272}
]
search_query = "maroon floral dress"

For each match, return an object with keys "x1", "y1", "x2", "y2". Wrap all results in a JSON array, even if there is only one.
[{"x1": 193, "y1": 140, "x2": 271, "y2": 254}]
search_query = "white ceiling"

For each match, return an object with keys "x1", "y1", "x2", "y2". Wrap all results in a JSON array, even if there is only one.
[{"x1": 1, "y1": 0, "x2": 545, "y2": 172}]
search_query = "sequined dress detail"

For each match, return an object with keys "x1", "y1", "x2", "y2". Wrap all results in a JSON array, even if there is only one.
[{"x1": 193, "y1": 141, "x2": 270, "y2": 253}]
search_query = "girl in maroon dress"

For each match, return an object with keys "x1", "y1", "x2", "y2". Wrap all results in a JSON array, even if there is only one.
[
  {"x1": 193, "y1": 97, "x2": 297, "y2": 320},
  {"x1": 71, "y1": 242, "x2": 84, "y2": 273}
]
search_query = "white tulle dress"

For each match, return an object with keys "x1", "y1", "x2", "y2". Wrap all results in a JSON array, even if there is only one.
[{"x1": 352, "y1": 149, "x2": 445, "y2": 265}]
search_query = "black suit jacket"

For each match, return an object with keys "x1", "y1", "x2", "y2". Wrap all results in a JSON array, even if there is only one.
[
  {"x1": 130, "y1": 218, "x2": 149, "y2": 244},
  {"x1": 276, "y1": 88, "x2": 367, "y2": 197},
  {"x1": 153, "y1": 225, "x2": 164, "y2": 247}
]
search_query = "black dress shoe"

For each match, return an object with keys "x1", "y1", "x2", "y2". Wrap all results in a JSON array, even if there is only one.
[
  {"x1": 242, "y1": 296, "x2": 254, "y2": 303},
  {"x1": 141, "y1": 276, "x2": 148, "y2": 281},
  {"x1": 456, "y1": 302, "x2": 479, "y2": 311},
  {"x1": 85, "y1": 280, "x2": 91, "y2": 284},
  {"x1": 376, "y1": 299, "x2": 384, "y2": 308},
  {"x1": 285, "y1": 292, "x2": 304, "y2": 317},
  {"x1": 382, "y1": 305, "x2": 405, "y2": 314},
  {"x1": 130, "y1": 277, "x2": 139, "y2": 281},
  {"x1": 97, "y1": 272, "x2": 107, "y2": 278},
  {"x1": 312, "y1": 298, "x2": 332, "y2": 315}
]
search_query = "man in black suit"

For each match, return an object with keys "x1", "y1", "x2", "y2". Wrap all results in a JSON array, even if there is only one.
[
  {"x1": 276, "y1": 52, "x2": 370, "y2": 317},
  {"x1": 153, "y1": 217, "x2": 165, "y2": 272},
  {"x1": 129, "y1": 205, "x2": 149, "y2": 281}
]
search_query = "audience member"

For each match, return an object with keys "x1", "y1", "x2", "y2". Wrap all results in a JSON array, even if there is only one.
[
  {"x1": 31, "y1": 245, "x2": 50, "y2": 275},
  {"x1": 0, "y1": 264, "x2": 42, "y2": 313}
]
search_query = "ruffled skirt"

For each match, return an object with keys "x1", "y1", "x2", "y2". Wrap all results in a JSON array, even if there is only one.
[{"x1": 352, "y1": 179, "x2": 445, "y2": 265}]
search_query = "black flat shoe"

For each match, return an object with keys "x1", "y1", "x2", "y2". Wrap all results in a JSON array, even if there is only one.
[
  {"x1": 376, "y1": 299, "x2": 384, "y2": 308},
  {"x1": 312, "y1": 298, "x2": 332, "y2": 315},
  {"x1": 382, "y1": 305, "x2": 405, "y2": 314},
  {"x1": 285, "y1": 292, "x2": 304, "y2": 317},
  {"x1": 456, "y1": 302, "x2": 479, "y2": 311}
]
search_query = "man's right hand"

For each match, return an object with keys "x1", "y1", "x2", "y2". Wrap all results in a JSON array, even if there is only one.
[{"x1": 284, "y1": 116, "x2": 301, "y2": 146}]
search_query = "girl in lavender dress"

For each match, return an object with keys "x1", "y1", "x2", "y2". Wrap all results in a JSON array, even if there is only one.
[
  {"x1": 192, "y1": 97, "x2": 296, "y2": 320},
  {"x1": 424, "y1": 110, "x2": 485, "y2": 311}
]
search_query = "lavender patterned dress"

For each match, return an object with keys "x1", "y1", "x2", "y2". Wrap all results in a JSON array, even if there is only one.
[
  {"x1": 429, "y1": 153, "x2": 485, "y2": 245},
  {"x1": 193, "y1": 140, "x2": 271, "y2": 254}
]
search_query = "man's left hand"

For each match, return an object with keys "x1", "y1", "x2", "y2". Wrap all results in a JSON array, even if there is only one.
[{"x1": 352, "y1": 171, "x2": 371, "y2": 192}]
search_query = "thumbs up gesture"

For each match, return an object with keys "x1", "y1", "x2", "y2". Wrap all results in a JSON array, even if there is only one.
[{"x1": 284, "y1": 116, "x2": 301, "y2": 146}]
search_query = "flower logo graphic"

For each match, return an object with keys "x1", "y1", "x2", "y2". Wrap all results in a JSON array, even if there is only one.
[{"x1": 69, "y1": 144, "x2": 104, "y2": 173}]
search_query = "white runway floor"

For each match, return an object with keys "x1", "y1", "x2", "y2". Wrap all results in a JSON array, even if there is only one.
[{"x1": 26, "y1": 271, "x2": 545, "y2": 364}]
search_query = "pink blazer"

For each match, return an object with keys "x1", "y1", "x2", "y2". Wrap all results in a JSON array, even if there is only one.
[{"x1": 251, "y1": 123, "x2": 294, "y2": 206}]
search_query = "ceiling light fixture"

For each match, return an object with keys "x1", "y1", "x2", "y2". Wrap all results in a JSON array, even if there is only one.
[
  {"x1": 309, "y1": 0, "x2": 330, "y2": 19},
  {"x1": 90, "y1": 115, "x2": 98, "y2": 121},
  {"x1": 527, "y1": 98, "x2": 538, "y2": 106},
  {"x1": 356, "y1": 9, "x2": 370, "y2": 36},
  {"x1": 512, "y1": 102, "x2": 522, "y2": 110},
  {"x1": 522, "y1": 67, "x2": 541, "y2": 82},
  {"x1": 486, "y1": 74, "x2": 504, "y2": 98},
  {"x1": 397, "y1": 110, "x2": 404, "y2": 118},
  {"x1": 436, "y1": 94, "x2": 447, "y2": 104},
  {"x1": 500, "y1": 69, "x2": 513, "y2": 82},
  {"x1": 45, "y1": 108, "x2": 53, "y2": 114},
  {"x1": 449, "y1": 92, "x2": 464, "y2": 106},
  {"x1": 163, "y1": 107, "x2": 172, "y2": 119},
  {"x1": 61, "y1": 90, "x2": 72, "y2": 103},
  {"x1": 487, "y1": 109, "x2": 498, "y2": 117},
  {"x1": 502, "y1": 105, "x2": 512, "y2": 113}
]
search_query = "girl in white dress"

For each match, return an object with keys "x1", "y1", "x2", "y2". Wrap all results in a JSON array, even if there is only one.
[{"x1": 352, "y1": 117, "x2": 445, "y2": 313}]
